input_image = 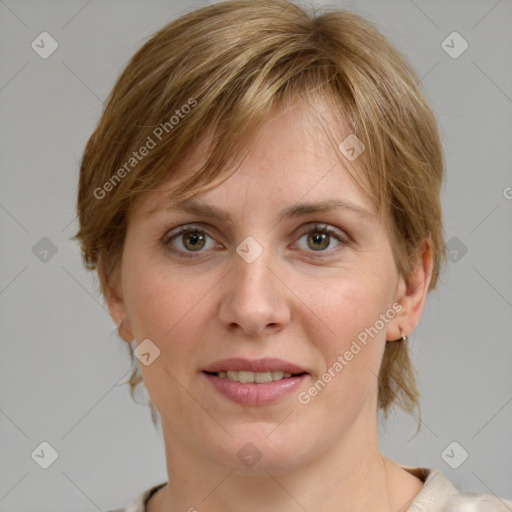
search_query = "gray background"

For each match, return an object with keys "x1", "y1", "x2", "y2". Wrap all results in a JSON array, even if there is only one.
[{"x1": 1, "y1": 0, "x2": 511, "y2": 510}]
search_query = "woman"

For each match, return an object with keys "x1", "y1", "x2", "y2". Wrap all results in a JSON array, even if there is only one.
[{"x1": 74, "y1": 1, "x2": 512, "y2": 511}]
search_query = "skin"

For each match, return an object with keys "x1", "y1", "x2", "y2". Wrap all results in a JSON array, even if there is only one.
[{"x1": 103, "y1": 98, "x2": 433, "y2": 512}]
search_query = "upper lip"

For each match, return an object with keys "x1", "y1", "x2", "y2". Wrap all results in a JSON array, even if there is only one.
[{"x1": 203, "y1": 357, "x2": 308, "y2": 374}]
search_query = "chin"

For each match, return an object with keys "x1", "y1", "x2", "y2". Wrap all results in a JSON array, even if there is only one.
[{"x1": 208, "y1": 431, "x2": 309, "y2": 476}]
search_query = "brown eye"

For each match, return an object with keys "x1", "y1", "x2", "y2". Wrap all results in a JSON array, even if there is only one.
[
  {"x1": 164, "y1": 225, "x2": 218, "y2": 257},
  {"x1": 294, "y1": 224, "x2": 348, "y2": 255},
  {"x1": 182, "y1": 231, "x2": 206, "y2": 251},
  {"x1": 307, "y1": 231, "x2": 331, "y2": 251}
]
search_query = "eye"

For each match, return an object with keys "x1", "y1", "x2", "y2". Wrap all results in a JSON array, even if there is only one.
[
  {"x1": 162, "y1": 222, "x2": 349, "y2": 259},
  {"x1": 163, "y1": 224, "x2": 219, "y2": 257},
  {"x1": 293, "y1": 223, "x2": 348, "y2": 255}
]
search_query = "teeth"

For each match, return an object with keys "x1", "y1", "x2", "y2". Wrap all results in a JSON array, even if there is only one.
[
  {"x1": 216, "y1": 370, "x2": 296, "y2": 382},
  {"x1": 240, "y1": 370, "x2": 258, "y2": 383},
  {"x1": 226, "y1": 370, "x2": 238, "y2": 381}
]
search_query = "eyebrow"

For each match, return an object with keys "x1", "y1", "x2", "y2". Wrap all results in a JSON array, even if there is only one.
[{"x1": 145, "y1": 197, "x2": 375, "y2": 223}]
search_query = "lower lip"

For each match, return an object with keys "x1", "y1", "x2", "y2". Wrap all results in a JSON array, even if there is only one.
[{"x1": 203, "y1": 372, "x2": 308, "y2": 405}]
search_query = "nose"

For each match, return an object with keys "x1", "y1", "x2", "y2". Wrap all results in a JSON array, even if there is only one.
[{"x1": 218, "y1": 244, "x2": 291, "y2": 337}]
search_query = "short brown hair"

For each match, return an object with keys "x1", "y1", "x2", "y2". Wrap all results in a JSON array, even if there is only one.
[{"x1": 73, "y1": 0, "x2": 446, "y2": 430}]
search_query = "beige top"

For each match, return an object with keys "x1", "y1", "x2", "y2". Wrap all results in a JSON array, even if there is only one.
[{"x1": 107, "y1": 467, "x2": 512, "y2": 512}]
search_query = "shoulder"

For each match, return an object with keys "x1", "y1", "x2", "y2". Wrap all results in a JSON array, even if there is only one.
[
  {"x1": 105, "y1": 482, "x2": 167, "y2": 512},
  {"x1": 404, "y1": 467, "x2": 512, "y2": 512}
]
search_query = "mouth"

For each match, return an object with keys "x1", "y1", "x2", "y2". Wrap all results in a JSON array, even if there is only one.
[
  {"x1": 203, "y1": 370, "x2": 308, "y2": 383},
  {"x1": 201, "y1": 357, "x2": 310, "y2": 404}
]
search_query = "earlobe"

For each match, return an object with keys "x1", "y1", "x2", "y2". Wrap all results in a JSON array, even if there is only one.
[
  {"x1": 116, "y1": 319, "x2": 134, "y2": 343},
  {"x1": 386, "y1": 239, "x2": 434, "y2": 341}
]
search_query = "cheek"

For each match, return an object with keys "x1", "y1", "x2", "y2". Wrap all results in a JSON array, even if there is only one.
[
  {"x1": 121, "y1": 255, "x2": 217, "y2": 360},
  {"x1": 121, "y1": 247, "x2": 186, "y2": 337},
  {"x1": 123, "y1": 270, "x2": 178, "y2": 341},
  {"x1": 299, "y1": 271, "x2": 388, "y2": 340},
  {"x1": 121, "y1": 262, "x2": 209, "y2": 397},
  {"x1": 297, "y1": 271, "x2": 390, "y2": 389}
]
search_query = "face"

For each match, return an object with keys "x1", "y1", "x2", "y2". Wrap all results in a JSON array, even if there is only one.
[{"x1": 108, "y1": 100, "x2": 422, "y2": 474}]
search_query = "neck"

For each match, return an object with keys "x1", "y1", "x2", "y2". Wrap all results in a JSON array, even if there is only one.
[{"x1": 148, "y1": 410, "x2": 414, "y2": 512}]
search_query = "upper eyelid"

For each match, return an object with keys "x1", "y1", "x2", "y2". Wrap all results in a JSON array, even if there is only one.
[
  {"x1": 291, "y1": 224, "x2": 349, "y2": 250},
  {"x1": 163, "y1": 222, "x2": 349, "y2": 247}
]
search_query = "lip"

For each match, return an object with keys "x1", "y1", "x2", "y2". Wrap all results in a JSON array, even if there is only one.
[
  {"x1": 202, "y1": 357, "x2": 308, "y2": 374},
  {"x1": 203, "y1": 372, "x2": 308, "y2": 405},
  {"x1": 202, "y1": 357, "x2": 309, "y2": 406}
]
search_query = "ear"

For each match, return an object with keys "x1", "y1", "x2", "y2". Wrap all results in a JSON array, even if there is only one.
[
  {"x1": 386, "y1": 238, "x2": 434, "y2": 341},
  {"x1": 98, "y1": 256, "x2": 134, "y2": 342}
]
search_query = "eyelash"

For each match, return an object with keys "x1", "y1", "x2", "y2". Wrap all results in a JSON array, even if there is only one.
[{"x1": 162, "y1": 223, "x2": 350, "y2": 259}]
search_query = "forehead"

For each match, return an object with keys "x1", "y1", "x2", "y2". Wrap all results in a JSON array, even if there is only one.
[{"x1": 138, "y1": 97, "x2": 375, "y2": 219}]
